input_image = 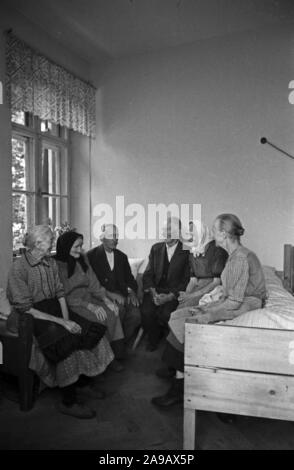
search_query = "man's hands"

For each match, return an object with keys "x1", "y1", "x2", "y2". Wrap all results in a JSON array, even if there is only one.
[
  {"x1": 107, "y1": 292, "x2": 125, "y2": 306},
  {"x1": 127, "y1": 290, "x2": 140, "y2": 307},
  {"x1": 150, "y1": 288, "x2": 175, "y2": 306}
]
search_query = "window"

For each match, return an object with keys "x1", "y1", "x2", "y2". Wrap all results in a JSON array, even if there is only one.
[{"x1": 11, "y1": 111, "x2": 69, "y2": 252}]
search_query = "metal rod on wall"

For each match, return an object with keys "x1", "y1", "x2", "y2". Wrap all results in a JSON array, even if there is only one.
[{"x1": 260, "y1": 137, "x2": 294, "y2": 161}]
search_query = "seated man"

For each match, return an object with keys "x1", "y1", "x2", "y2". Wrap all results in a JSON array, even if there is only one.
[
  {"x1": 141, "y1": 217, "x2": 190, "y2": 351},
  {"x1": 87, "y1": 224, "x2": 141, "y2": 349}
]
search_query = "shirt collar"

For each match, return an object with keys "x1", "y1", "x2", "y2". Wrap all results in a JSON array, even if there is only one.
[
  {"x1": 25, "y1": 250, "x2": 50, "y2": 267},
  {"x1": 166, "y1": 241, "x2": 178, "y2": 251}
]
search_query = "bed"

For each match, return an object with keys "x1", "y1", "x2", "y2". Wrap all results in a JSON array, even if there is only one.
[{"x1": 183, "y1": 244, "x2": 294, "y2": 450}]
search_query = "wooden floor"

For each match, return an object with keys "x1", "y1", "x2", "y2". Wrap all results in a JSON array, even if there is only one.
[{"x1": 1, "y1": 337, "x2": 294, "y2": 450}]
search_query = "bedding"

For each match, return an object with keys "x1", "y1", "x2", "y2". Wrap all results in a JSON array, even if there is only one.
[{"x1": 225, "y1": 266, "x2": 294, "y2": 330}]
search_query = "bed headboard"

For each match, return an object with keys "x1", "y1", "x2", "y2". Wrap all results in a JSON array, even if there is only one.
[{"x1": 283, "y1": 244, "x2": 294, "y2": 293}]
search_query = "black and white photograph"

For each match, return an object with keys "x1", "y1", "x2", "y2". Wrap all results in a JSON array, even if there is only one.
[{"x1": 1, "y1": 0, "x2": 294, "y2": 453}]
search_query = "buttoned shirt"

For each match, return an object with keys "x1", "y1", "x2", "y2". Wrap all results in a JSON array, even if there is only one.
[{"x1": 166, "y1": 242, "x2": 178, "y2": 262}]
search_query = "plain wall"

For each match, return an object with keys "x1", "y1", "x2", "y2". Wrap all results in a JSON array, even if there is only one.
[
  {"x1": 69, "y1": 131, "x2": 92, "y2": 250},
  {"x1": 90, "y1": 24, "x2": 294, "y2": 268}
]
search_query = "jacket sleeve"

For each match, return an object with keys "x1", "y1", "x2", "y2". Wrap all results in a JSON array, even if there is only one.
[{"x1": 142, "y1": 246, "x2": 156, "y2": 290}]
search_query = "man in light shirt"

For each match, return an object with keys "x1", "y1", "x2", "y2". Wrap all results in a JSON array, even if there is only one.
[
  {"x1": 87, "y1": 225, "x2": 141, "y2": 355},
  {"x1": 141, "y1": 217, "x2": 190, "y2": 351}
]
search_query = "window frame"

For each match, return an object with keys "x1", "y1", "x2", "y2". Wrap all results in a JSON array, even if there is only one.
[{"x1": 11, "y1": 113, "x2": 70, "y2": 254}]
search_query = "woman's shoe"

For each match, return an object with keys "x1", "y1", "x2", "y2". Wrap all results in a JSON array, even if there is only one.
[{"x1": 57, "y1": 402, "x2": 96, "y2": 419}]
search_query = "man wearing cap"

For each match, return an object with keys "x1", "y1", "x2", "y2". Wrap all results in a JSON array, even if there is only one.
[
  {"x1": 141, "y1": 217, "x2": 190, "y2": 351},
  {"x1": 87, "y1": 224, "x2": 141, "y2": 350}
]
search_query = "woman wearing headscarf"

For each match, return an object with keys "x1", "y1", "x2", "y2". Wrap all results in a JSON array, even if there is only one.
[
  {"x1": 55, "y1": 231, "x2": 125, "y2": 368},
  {"x1": 7, "y1": 225, "x2": 114, "y2": 419},
  {"x1": 154, "y1": 220, "x2": 228, "y2": 380},
  {"x1": 179, "y1": 220, "x2": 228, "y2": 307}
]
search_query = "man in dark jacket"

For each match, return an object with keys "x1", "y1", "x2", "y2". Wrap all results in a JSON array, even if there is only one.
[
  {"x1": 141, "y1": 217, "x2": 190, "y2": 351},
  {"x1": 87, "y1": 224, "x2": 141, "y2": 347}
]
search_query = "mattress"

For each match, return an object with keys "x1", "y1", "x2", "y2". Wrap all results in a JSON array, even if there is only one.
[{"x1": 226, "y1": 266, "x2": 294, "y2": 330}]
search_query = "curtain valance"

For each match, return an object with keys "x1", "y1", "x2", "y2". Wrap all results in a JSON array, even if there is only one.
[{"x1": 6, "y1": 33, "x2": 96, "y2": 137}]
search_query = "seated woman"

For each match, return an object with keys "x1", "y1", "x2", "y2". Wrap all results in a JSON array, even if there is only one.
[
  {"x1": 55, "y1": 231, "x2": 125, "y2": 369},
  {"x1": 7, "y1": 225, "x2": 114, "y2": 419},
  {"x1": 178, "y1": 220, "x2": 228, "y2": 307},
  {"x1": 152, "y1": 214, "x2": 266, "y2": 408}
]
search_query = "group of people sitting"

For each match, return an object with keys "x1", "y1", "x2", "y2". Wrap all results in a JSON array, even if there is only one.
[{"x1": 6, "y1": 213, "x2": 266, "y2": 420}]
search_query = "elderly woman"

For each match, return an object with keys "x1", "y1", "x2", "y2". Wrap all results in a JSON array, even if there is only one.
[
  {"x1": 7, "y1": 225, "x2": 114, "y2": 419},
  {"x1": 152, "y1": 214, "x2": 266, "y2": 408},
  {"x1": 55, "y1": 231, "x2": 125, "y2": 369}
]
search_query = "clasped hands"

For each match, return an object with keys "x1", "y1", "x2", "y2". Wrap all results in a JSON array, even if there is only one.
[
  {"x1": 188, "y1": 306, "x2": 212, "y2": 324},
  {"x1": 150, "y1": 288, "x2": 174, "y2": 306}
]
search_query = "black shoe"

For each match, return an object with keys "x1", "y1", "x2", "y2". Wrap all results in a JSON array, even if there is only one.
[
  {"x1": 151, "y1": 379, "x2": 183, "y2": 408},
  {"x1": 216, "y1": 413, "x2": 236, "y2": 424},
  {"x1": 155, "y1": 367, "x2": 176, "y2": 379}
]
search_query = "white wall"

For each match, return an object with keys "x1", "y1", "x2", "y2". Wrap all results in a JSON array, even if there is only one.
[
  {"x1": 91, "y1": 24, "x2": 294, "y2": 268},
  {"x1": 70, "y1": 131, "x2": 92, "y2": 250}
]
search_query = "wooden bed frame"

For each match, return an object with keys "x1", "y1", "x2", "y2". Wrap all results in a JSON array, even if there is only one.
[{"x1": 183, "y1": 244, "x2": 294, "y2": 450}]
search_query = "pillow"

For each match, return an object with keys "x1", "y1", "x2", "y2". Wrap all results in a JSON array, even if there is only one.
[
  {"x1": 0, "y1": 288, "x2": 12, "y2": 320},
  {"x1": 128, "y1": 258, "x2": 145, "y2": 279}
]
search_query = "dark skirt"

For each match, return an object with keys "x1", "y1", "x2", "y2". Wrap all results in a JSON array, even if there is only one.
[
  {"x1": 32, "y1": 298, "x2": 106, "y2": 364},
  {"x1": 162, "y1": 340, "x2": 184, "y2": 372}
]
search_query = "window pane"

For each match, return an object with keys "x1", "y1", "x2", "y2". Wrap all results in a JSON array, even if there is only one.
[
  {"x1": 40, "y1": 119, "x2": 61, "y2": 137},
  {"x1": 42, "y1": 147, "x2": 60, "y2": 195},
  {"x1": 12, "y1": 193, "x2": 28, "y2": 251},
  {"x1": 11, "y1": 111, "x2": 30, "y2": 126},
  {"x1": 11, "y1": 111, "x2": 25, "y2": 125},
  {"x1": 12, "y1": 137, "x2": 29, "y2": 190},
  {"x1": 41, "y1": 196, "x2": 60, "y2": 228}
]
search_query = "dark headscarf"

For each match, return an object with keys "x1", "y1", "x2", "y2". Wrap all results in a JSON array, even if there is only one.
[{"x1": 55, "y1": 231, "x2": 88, "y2": 278}]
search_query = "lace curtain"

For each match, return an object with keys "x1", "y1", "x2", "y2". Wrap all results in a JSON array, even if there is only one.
[{"x1": 5, "y1": 33, "x2": 96, "y2": 137}]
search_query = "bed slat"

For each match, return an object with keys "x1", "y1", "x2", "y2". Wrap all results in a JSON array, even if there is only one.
[
  {"x1": 185, "y1": 323, "x2": 294, "y2": 375},
  {"x1": 185, "y1": 366, "x2": 294, "y2": 421}
]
